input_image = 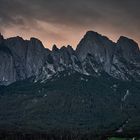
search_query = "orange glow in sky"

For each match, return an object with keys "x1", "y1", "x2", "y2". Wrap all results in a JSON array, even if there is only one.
[{"x1": 2, "y1": 21, "x2": 140, "y2": 49}]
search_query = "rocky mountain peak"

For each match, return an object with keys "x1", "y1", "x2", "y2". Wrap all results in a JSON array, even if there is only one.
[
  {"x1": 83, "y1": 31, "x2": 99, "y2": 39},
  {"x1": 83, "y1": 31, "x2": 113, "y2": 44},
  {"x1": 76, "y1": 31, "x2": 115, "y2": 65},
  {"x1": 0, "y1": 33, "x2": 4, "y2": 43},
  {"x1": 117, "y1": 36, "x2": 139, "y2": 50},
  {"x1": 52, "y1": 44, "x2": 59, "y2": 52},
  {"x1": 67, "y1": 45, "x2": 73, "y2": 50},
  {"x1": 67, "y1": 45, "x2": 74, "y2": 54},
  {"x1": 116, "y1": 36, "x2": 140, "y2": 62},
  {"x1": 60, "y1": 46, "x2": 67, "y2": 51},
  {"x1": 5, "y1": 36, "x2": 26, "y2": 51},
  {"x1": 5, "y1": 36, "x2": 27, "y2": 60},
  {"x1": 6, "y1": 36, "x2": 24, "y2": 42},
  {"x1": 30, "y1": 37, "x2": 43, "y2": 45},
  {"x1": 29, "y1": 37, "x2": 45, "y2": 51}
]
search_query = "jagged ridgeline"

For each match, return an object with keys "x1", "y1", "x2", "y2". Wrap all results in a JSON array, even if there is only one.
[
  {"x1": 0, "y1": 31, "x2": 140, "y2": 85},
  {"x1": 0, "y1": 31, "x2": 140, "y2": 140}
]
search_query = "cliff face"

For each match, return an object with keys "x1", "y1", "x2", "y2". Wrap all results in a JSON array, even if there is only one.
[
  {"x1": 0, "y1": 36, "x2": 47, "y2": 85},
  {"x1": 0, "y1": 31, "x2": 140, "y2": 85},
  {"x1": 0, "y1": 43, "x2": 16, "y2": 85}
]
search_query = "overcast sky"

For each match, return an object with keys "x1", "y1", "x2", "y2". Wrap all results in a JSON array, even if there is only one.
[{"x1": 0, "y1": 0, "x2": 140, "y2": 48}]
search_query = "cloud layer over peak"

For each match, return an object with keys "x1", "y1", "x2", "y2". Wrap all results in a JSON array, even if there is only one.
[{"x1": 0, "y1": 0, "x2": 140, "y2": 48}]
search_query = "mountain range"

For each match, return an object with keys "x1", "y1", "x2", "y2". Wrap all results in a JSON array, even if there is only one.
[
  {"x1": 0, "y1": 31, "x2": 140, "y2": 85},
  {"x1": 0, "y1": 31, "x2": 140, "y2": 140}
]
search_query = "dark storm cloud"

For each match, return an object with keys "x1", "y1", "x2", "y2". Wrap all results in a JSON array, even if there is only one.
[
  {"x1": 0, "y1": 0, "x2": 139, "y2": 26},
  {"x1": 0, "y1": 0, "x2": 140, "y2": 47},
  {"x1": 0, "y1": 0, "x2": 100, "y2": 29}
]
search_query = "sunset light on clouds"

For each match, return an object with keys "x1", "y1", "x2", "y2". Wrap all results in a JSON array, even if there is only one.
[{"x1": 0, "y1": 0, "x2": 140, "y2": 49}]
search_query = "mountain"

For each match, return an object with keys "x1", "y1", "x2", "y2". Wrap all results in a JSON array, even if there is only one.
[
  {"x1": 0, "y1": 31, "x2": 140, "y2": 139},
  {"x1": 0, "y1": 31, "x2": 139, "y2": 85}
]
